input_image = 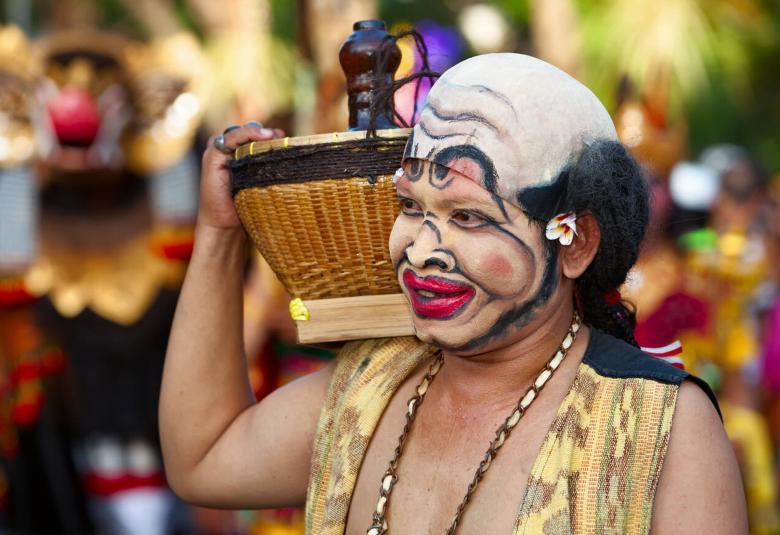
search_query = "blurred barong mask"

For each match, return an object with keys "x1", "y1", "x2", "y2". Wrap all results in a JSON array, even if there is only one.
[
  {"x1": 35, "y1": 31, "x2": 132, "y2": 172},
  {"x1": 402, "y1": 53, "x2": 617, "y2": 223},
  {"x1": 33, "y1": 30, "x2": 206, "y2": 175}
]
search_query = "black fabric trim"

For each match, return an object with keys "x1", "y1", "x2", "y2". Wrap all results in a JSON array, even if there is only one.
[{"x1": 583, "y1": 329, "x2": 721, "y2": 418}]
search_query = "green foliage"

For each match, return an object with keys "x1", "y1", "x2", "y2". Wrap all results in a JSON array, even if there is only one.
[
  {"x1": 69, "y1": 0, "x2": 144, "y2": 36},
  {"x1": 380, "y1": 0, "x2": 456, "y2": 26},
  {"x1": 489, "y1": 0, "x2": 530, "y2": 25},
  {"x1": 269, "y1": 0, "x2": 297, "y2": 44},
  {"x1": 577, "y1": 0, "x2": 780, "y2": 171}
]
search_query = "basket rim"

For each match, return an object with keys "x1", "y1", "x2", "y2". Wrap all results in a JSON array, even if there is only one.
[{"x1": 233, "y1": 127, "x2": 412, "y2": 160}]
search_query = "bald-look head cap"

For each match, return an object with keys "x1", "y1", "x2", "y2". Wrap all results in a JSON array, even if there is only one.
[{"x1": 403, "y1": 53, "x2": 617, "y2": 220}]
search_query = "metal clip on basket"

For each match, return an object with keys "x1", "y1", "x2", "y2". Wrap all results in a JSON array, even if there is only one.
[{"x1": 231, "y1": 20, "x2": 414, "y2": 344}]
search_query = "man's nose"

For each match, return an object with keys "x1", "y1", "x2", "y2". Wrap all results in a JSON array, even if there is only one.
[{"x1": 405, "y1": 220, "x2": 453, "y2": 271}]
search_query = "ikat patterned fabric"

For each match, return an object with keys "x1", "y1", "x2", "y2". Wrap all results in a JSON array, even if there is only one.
[{"x1": 305, "y1": 332, "x2": 684, "y2": 534}]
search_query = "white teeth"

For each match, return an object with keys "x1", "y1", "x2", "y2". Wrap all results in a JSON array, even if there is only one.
[{"x1": 418, "y1": 290, "x2": 437, "y2": 298}]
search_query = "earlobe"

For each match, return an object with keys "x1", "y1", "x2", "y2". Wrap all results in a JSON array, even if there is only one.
[{"x1": 560, "y1": 213, "x2": 601, "y2": 279}]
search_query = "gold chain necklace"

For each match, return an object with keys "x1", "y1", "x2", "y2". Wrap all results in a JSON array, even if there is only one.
[{"x1": 367, "y1": 314, "x2": 581, "y2": 535}]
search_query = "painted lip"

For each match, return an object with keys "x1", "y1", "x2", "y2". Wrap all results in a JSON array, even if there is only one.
[{"x1": 402, "y1": 269, "x2": 476, "y2": 319}]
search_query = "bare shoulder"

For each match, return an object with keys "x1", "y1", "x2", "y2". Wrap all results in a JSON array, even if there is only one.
[
  {"x1": 245, "y1": 359, "x2": 336, "y2": 453},
  {"x1": 262, "y1": 358, "x2": 335, "y2": 405},
  {"x1": 247, "y1": 358, "x2": 336, "y2": 438},
  {"x1": 651, "y1": 380, "x2": 748, "y2": 534}
]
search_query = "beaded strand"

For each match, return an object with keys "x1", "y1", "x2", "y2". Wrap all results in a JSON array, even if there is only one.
[{"x1": 367, "y1": 314, "x2": 581, "y2": 534}]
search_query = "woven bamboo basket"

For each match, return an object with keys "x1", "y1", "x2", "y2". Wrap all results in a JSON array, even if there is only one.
[{"x1": 231, "y1": 128, "x2": 413, "y2": 343}]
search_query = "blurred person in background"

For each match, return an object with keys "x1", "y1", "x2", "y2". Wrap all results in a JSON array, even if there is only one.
[
  {"x1": 0, "y1": 25, "x2": 206, "y2": 535},
  {"x1": 699, "y1": 145, "x2": 778, "y2": 534},
  {"x1": 664, "y1": 145, "x2": 778, "y2": 534},
  {"x1": 0, "y1": 25, "x2": 91, "y2": 533},
  {"x1": 615, "y1": 74, "x2": 778, "y2": 531},
  {"x1": 762, "y1": 182, "x2": 780, "y2": 493},
  {"x1": 614, "y1": 76, "x2": 698, "y2": 350},
  {"x1": 631, "y1": 142, "x2": 779, "y2": 533}
]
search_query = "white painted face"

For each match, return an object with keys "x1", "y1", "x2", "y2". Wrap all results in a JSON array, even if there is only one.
[
  {"x1": 391, "y1": 54, "x2": 618, "y2": 352},
  {"x1": 403, "y1": 53, "x2": 617, "y2": 215},
  {"x1": 390, "y1": 160, "x2": 559, "y2": 352}
]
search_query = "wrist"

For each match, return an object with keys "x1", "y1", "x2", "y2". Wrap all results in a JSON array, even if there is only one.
[{"x1": 193, "y1": 221, "x2": 246, "y2": 259}]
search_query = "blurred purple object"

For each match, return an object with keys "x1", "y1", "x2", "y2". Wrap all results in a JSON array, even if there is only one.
[
  {"x1": 394, "y1": 20, "x2": 463, "y2": 126},
  {"x1": 762, "y1": 297, "x2": 780, "y2": 392},
  {"x1": 414, "y1": 20, "x2": 463, "y2": 73}
]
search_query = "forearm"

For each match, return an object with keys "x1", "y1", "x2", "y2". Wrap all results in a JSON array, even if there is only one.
[{"x1": 160, "y1": 223, "x2": 253, "y2": 488}]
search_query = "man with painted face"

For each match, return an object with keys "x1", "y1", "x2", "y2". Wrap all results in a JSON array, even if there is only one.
[{"x1": 160, "y1": 54, "x2": 747, "y2": 534}]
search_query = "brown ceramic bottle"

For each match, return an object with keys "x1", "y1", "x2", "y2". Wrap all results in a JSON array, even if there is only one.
[{"x1": 339, "y1": 19, "x2": 402, "y2": 131}]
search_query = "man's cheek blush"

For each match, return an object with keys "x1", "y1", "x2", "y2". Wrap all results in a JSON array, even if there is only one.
[
  {"x1": 456, "y1": 241, "x2": 536, "y2": 298},
  {"x1": 481, "y1": 252, "x2": 514, "y2": 279}
]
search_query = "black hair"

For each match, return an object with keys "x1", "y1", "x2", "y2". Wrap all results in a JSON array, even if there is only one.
[{"x1": 561, "y1": 140, "x2": 649, "y2": 346}]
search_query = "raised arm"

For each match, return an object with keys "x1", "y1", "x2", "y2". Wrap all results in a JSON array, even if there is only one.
[
  {"x1": 159, "y1": 125, "x2": 333, "y2": 509},
  {"x1": 651, "y1": 381, "x2": 748, "y2": 534}
]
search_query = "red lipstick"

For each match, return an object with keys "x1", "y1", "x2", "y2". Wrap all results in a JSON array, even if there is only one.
[{"x1": 402, "y1": 269, "x2": 475, "y2": 319}]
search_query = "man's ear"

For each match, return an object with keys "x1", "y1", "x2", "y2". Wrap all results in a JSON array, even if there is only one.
[{"x1": 560, "y1": 213, "x2": 600, "y2": 279}]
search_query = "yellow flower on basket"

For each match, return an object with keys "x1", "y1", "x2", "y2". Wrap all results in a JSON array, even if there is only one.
[
  {"x1": 289, "y1": 298, "x2": 310, "y2": 321},
  {"x1": 545, "y1": 212, "x2": 578, "y2": 246}
]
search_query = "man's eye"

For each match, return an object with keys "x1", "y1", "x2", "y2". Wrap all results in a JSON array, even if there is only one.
[
  {"x1": 452, "y1": 210, "x2": 488, "y2": 228},
  {"x1": 399, "y1": 198, "x2": 422, "y2": 214}
]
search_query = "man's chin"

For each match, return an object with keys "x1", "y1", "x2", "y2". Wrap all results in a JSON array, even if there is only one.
[{"x1": 411, "y1": 318, "x2": 495, "y2": 354}]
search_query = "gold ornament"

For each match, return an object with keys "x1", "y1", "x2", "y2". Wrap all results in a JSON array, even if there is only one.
[
  {"x1": 24, "y1": 234, "x2": 185, "y2": 326},
  {"x1": 0, "y1": 26, "x2": 38, "y2": 168},
  {"x1": 123, "y1": 32, "x2": 209, "y2": 175}
]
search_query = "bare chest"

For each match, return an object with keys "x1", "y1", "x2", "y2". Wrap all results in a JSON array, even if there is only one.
[{"x1": 344, "y1": 372, "x2": 573, "y2": 535}]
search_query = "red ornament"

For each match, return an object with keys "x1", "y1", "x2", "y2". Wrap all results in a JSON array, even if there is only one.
[
  {"x1": 603, "y1": 288, "x2": 622, "y2": 306},
  {"x1": 0, "y1": 279, "x2": 36, "y2": 308},
  {"x1": 12, "y1": 398, "x2": 42, "y2": 428},
  {"x1": 9, "y1": 361, "x2": 41, "y2": 387},
  {"x1": 158, "y1": 240, "x2": 194, "y2": 261},
  {"x1": 47, "y1": 86, "x2": 102, "y2": 146},
  {"x1": 41, "y1": 348, "x2": 67, "y2": 375},
  {"x1": 83, "y1": 471, "x2": 166, "y2": 497}
]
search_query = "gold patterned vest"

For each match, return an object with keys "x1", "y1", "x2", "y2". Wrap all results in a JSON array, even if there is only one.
[{"x1": 306, "y1": 331, "x2": 717, "y2": 534}]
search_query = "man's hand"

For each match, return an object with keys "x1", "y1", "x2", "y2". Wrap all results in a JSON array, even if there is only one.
[{"x1": 199, "y1": 124, "x2": 285, "y2": 231}]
